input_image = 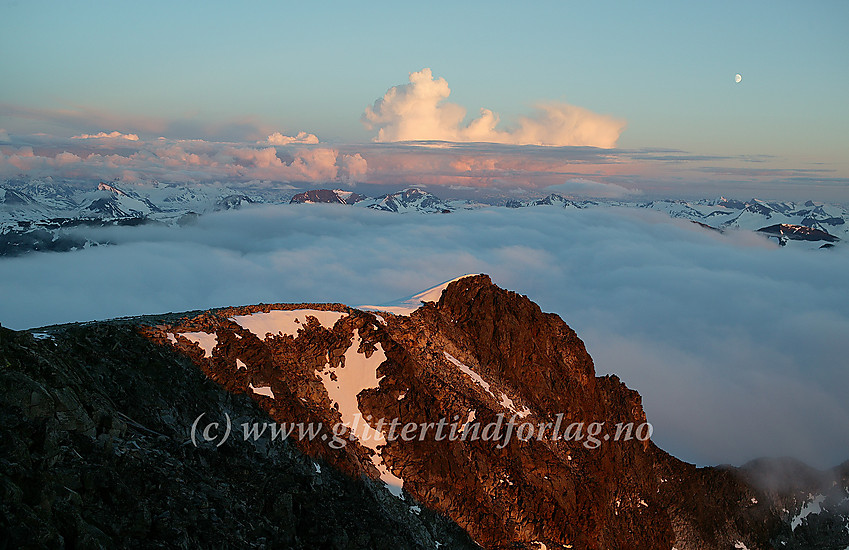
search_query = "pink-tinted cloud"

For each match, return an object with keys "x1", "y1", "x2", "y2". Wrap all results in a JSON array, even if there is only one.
[
  {"x1": 265, "y1": 131, "x2": 319, "y2": 145},
  {"x1": 0, "y1": 139, "x2": 367, "y2": 185},
  {"x1": 362, "y1": 69, "x2": 626, "y2": 148}
]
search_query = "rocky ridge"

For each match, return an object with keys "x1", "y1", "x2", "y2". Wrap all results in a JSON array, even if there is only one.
[{"x1": 136, "y1": 275, "x2": 849, "y2": 549}]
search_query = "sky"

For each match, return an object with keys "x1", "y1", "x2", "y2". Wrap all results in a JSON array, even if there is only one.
[
  {"x1": 1, "y1": 204, "x2": 847, "y2": 469},
  {"x1": 1, "y1": 0, "x2": 848, "y2": 200}
]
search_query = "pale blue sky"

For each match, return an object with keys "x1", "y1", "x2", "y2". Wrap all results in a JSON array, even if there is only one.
[{"x1": 1, "y1": 0, "x2": 847, "y2": 197}]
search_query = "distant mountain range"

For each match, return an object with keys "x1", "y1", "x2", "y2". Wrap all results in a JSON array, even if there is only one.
[
  {"x1": 5, "y1": 275, "x2": 847, "y2": 548},
  {"x1": 0, "y1": 180, "x2": 255, "y2": 255},
  {"x1": 290, "y1": 187, "x2": 455, "y2": 213},
  {"x1": 2, "y1": 180, "x2": 846, "y2": 256}
]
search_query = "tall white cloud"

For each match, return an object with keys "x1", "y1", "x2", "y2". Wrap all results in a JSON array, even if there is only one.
[{"x1": 362, "y1": 68, "x2": 626, "y2": 148}]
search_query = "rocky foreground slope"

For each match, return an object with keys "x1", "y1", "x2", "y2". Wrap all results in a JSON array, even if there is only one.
[{"x1": 2, "y1": 275, "x2": 848, "y2": 549}]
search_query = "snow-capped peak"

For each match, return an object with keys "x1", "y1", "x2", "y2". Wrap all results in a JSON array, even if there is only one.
[{"x1": 359, "y1": 274, "x2": 480, "y2": 315}]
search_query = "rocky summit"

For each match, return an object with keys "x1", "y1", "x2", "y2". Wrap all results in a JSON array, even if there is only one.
[{"x1": 2, "y1": 275, "x2": 848, "y2": 549}]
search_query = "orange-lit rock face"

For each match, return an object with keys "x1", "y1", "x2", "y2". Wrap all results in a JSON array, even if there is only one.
[{"x1": 144, "y1": 275, "x2": 789, "y2": 550}]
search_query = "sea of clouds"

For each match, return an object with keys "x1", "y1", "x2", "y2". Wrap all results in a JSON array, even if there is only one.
[{"x1": 1, "y1": 203, "x2": 847, "y2": 469}]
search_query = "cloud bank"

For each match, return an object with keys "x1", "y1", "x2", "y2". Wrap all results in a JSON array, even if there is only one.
[
  {"x1": 362, "y1": 68, "x2": 626, "y2": 148},
  {"x1": 1, "y1": 205, "x2": 846, "y2": 469}
]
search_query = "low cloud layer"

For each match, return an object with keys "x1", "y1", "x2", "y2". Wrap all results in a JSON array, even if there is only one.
[
  {"x1": 1, "y1": 205, "x2": 846, "y2": 469},
  {"x1": 362, "y1": 69, "x2": 626, "y2": 148}
]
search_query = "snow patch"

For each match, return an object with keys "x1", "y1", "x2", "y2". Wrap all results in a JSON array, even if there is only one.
[
  {"x1": 792, "y1": 493, "x2": 826, "y2": 531},
  {"x1": 248, "y1": 383, "x2": 275, "y2": 399},
  {"x1": 316, "y1": 329, "x2": 403, "y2": 497},
  {"x1": 499, "y1": 392, "x2": 531, "y2": 418},
  {"x1": 230, "y1": 309, "x2": 347, "y2": 339},
  {"x1": 444, "y1": 351, "x2": 493, "y2": 395},
  {"x1": 445, "y1": 352, "x2": 530, "y2": 417},
  {"x1": 181, "y1": 332, "x2": 218, "y2": 358}
]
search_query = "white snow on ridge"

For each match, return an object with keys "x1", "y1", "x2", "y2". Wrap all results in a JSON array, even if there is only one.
[
  {"x1": 444, "y1": 352, "x2": 493, "y2": 395},
  {"x1": 230, "y1": 309, "x2": 347, "y2": 339},
  {"x1": 181, "y1": 332, "x2": 218, "y2": 358},
  {"x1": 316, "y1": 329, "x2": 404, "y2": 496},
  {"x1": 360, "y1": 274, "x2": 480, "y2": 316}
]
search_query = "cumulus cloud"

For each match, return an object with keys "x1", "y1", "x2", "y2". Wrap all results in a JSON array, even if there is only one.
[
  {"x1": 1, "y1": 205, "x2": 847, "y2": 469},
  {"x1": 546, "y1": 178, "x2": 642, "y2": 198},
  {"x1": 265, "y1": 131, "x2": 319, "y2": 145},
  {"x1": 72, "y1": 130, "x2": 140, "y2": 141},
  {"x1": 362, "y1": 68, "x2": 626, "y2": 148}
]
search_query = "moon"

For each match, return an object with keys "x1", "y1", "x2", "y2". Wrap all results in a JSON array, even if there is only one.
[{"x1": 735, "y1": 73, "x2": 742, "y2": 83}]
